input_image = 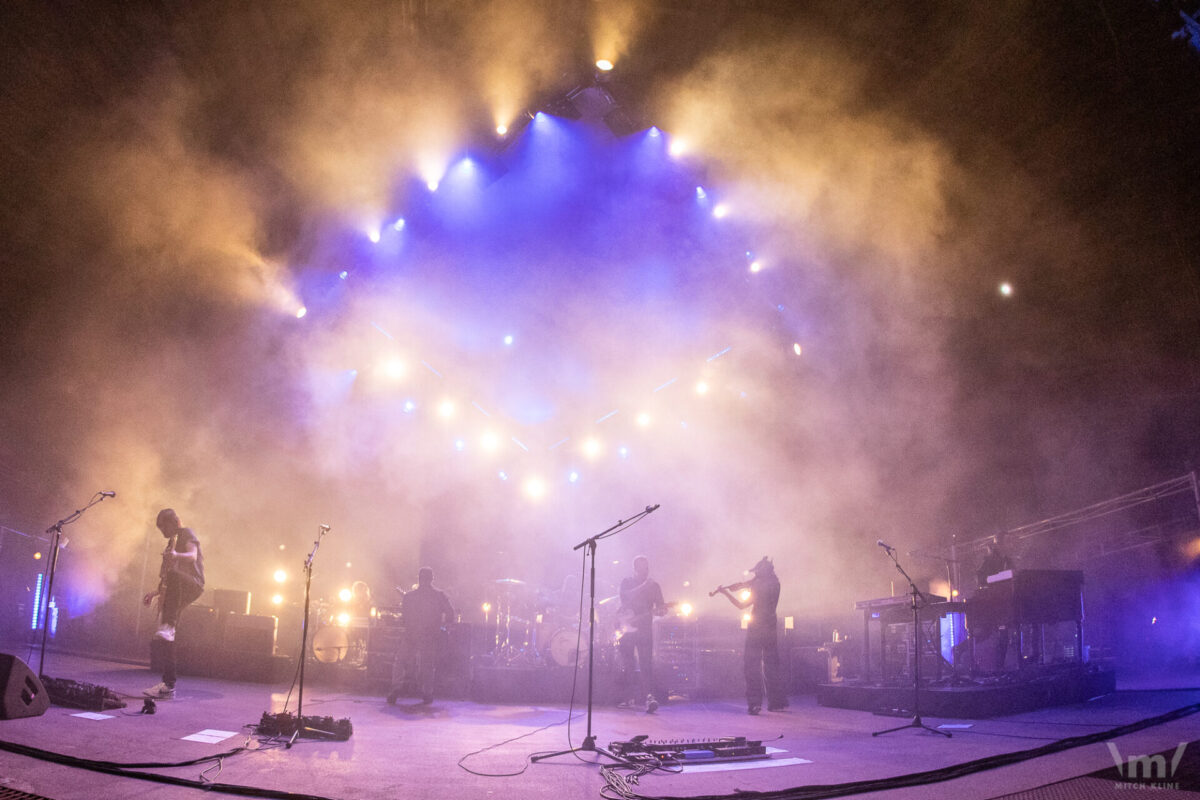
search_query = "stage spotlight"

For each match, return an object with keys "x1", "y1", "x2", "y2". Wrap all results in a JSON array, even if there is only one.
[
  {"x1": 480, "y1": 431, "x2": 500, "y2": 452},
  {"x1": 437, "y1": 400, "x2": 456, "y2": 419},
  {"x1": 367, "y1": 227, "x2": 381, "y2": 244},
  {"x1": 503, "y1": 334, "x2": 514, "y2": 346},
  {"x1": 33, "y1": 552, "x2": 42, "y2": 560},
  {"x1": 403, "y1": 400, "x2": 416, "y2": 413},
  {"x1": 618, "y1": 446, "x2": 629, "y2": 458},
  {"x1": 696, "y1": 186, "x2": 707, "y2": 200},
  {"x1": 496, "y1": 123, "x2": 508, "y2": 135},
  {"x1": 279, "y1": 544, "x2": 286, "y2": 550},
  {"x1": 295, "y1": 306, "x2": 308, "y2": 319},
  {"x1": 273, "y1": 569, "x2": 287, "y2": 584},
  {"x1": 392, "y1": 217, "x2": 406, "y2": 231},
  {"x1": 271, "y1": 593, "x2": 284, "y2": 606},
  {"x1": 568, "y1": 471, "x2": 580, "y2": 483},
  {"x1": 712, "y1": 203, "x2": 729, "y2": 219},
  {"x1": 523, "y1": 476, "x2": 546, "y2": 500},
  {"x1": 482, "y1": 602, "x2": 491, "y2": 614},
  {"x1": 454, "y1": 439, "x2": 466, "y2": 452},
  {"x1": 679, "y1": 602, "x2": 693, "y2": 617},
  {"x1": 741, "y1": 613, "x2": 751, "y2": 629},
  {"x1": 749, "y1": 260, "x2": 763, "y2": 273},
  {"x1": 999, "y1": 281, "x2": 1014, "y2": 297},
  {"x1": 793, "y1": 343, "x2": 803, "y2": 356},
  {"x1": 669, "y1": 138, "x2": 689, "y2": 157},
  {"x1": 596, "y1": 59, "x2": 614, "y2": 72},
  {"x1": 338, "y1": 588, "x2": 352, "y2": 603},
  {"x1": 695, "y1": 381, "x2": 709, "y2": 395},
  {"x1": 635, "y1": 412, "x2": 651, "y2": 427},
  {"x1": 739, "y1": 589, "x2": 751, "y2": 602},
  {"x1": 498, "y1": 470, "x2": 508, "y2": 481},
  {"x1": 336, "y1": 612, "x2": 351, "y2": 627},
  {"x1": 582, "y1": 437, "x2": 602, "y2": 459},
  {"x1": 378, "y1": 357, "x2": 406, "y2": 381},
  {"x1": 338, "y1": 270, "x2": 348, "y2": 280}
]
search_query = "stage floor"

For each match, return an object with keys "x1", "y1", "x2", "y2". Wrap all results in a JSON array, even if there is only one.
[{"x1": 2, "y1": 650, "x2": 1200, "y2": 800}]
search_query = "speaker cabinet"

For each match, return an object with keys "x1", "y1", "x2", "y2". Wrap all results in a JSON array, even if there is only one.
[{"x1": 0, "y1": 653, "x2": 50, "y2": 720}]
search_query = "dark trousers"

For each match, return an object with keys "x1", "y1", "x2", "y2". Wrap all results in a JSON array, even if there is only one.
[
  {"x1": 393, "y1": 632, "x2": 443, "y2": 701},
  {"x1": 744, "y1": 626, "x2": 786, "y2": 708},
  {"x1": 154, "y1": 576, "x2": 201, "y2": 687},
  {"x1": 619, "y1": 628, "x2": 655, "y2": 701}
]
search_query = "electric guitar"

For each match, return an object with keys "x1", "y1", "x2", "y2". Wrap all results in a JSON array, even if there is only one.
[
  {"x1": 142, "y1": 534, "x2": 177, "y2": 609},
  {"x1": 615, "y1": 600, "x2": 679, "y2": 635}
]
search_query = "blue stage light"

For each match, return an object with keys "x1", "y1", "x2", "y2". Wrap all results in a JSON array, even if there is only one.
[
  {"x1": 503, "y1": 334, "x2": 514, "y2": 346},
  {"x1": 568, "y1": 471, "x2": 580, "y2": 483},
  {"x1": 403, "y1": 400, "x2": 416, "y2": 413},
  {"x1": 339, "y1": 270, "x2": 348, "y2": 280}
]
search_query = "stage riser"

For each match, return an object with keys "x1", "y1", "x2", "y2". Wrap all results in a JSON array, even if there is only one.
[{"x1": 816, "y1": 667, "x2": 1116, "y2": 718}]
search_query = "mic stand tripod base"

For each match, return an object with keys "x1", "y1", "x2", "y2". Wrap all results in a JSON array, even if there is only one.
[
  {"x1": 530, "y1": 735, "x2": 628, "y2": 764},
  {"x1": 872, "y1": 713, "x2": 952, "y2": 738}
]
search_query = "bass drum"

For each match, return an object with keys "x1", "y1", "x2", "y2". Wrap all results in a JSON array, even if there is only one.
[
  {"x1": 547, "y1": 627, "x2": 589, "y2": 668},
  {"x1": 311, "y1": 624, "x2": 350, "y2": 664}
]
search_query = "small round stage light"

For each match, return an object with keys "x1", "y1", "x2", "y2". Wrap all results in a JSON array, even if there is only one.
[
  {"x1": 793, "y1": 343, "x2": 803, "y2": 356},
  {"x1": 498, "y1": 471, "x2": 508, "y2": 481},
  {"x1": 346, "y1": 562, "x2": 352, "y2": 568},
  {"x1": 635, "y1": 412, "x2": 651, "y2": 427},
  {"x1": 392, "y1": 217, "x2": 406, "y2": 231},
  {"x1": 273, "y1": 569, "x2": 287, "y2": 584},
  {"x1": 618, "y1": 446, "x2": 629, "y2": 458},
  {"x1": 695, "y1": 381, "x2": 709, "y2": 395},
  {"x1": 480, "y1": 432, "x2": 499, "y2": 452},
  {"x1": 712, "y1": 203, "x2": 729, "y2": 219},
  {"x1": 595, "y1": 59, "x2": 614, "y2": 72},
  {"x1": 454, "y1": 439, "x2": 466, "y2": 452},
  {"x1": 523, "y1": 477, "x2": 546, "y2": 500},
  {"x1": 339, "y1": 270, "x2": 348, "y2": 280},
  {"x1": 427, "y1": 179, "x2": 439, "y2": 192},
  {"x1": 279, "y1": 544, "x2": 286, "y2": 550},
  {"x1": 336, "y1": 612, "x2": 351, "y2": 627},
  {"x1": 482, "y1": 602, "x2": 492, "y2": 614},
  {"x1": 649, "y1": 127, "x2": 661, "y2": 138},
  {"x1": 379, "y1": 358, "x2": 406, "y2": 381},
  {"x1": 271, "y1": 593, "x2": 284, "y2": 606},
  {"x1": 999, "y1": 281, "x2": 1014, "y2": 297},
  {"x1": 503, "y1": 334, "x2": 514, "y2": 346},
  {"x1": 679, "y1": 603, "x2": 693, "y2": 617},
  {"x1": 582, "y1": 438, "x2": 602, "y2": 459},
  {"x1": 695, "y1": 186, "x2": 707, "y2": 200},
  {"x1": 749, "y1": 261, "x2": 762, "y2": 273},
  {"x1": 338, "y1": 588, "x2": 352, "y2": 603},
  {"x1": 403, "y1": 400, "x2": 416, "y2": 413},
  {"x1": 367, "y1": 228, "x2": 381, "y2": 244},
  {"x1": 739, "y1": 589, "x2": 751, "y2": 602},
  {"x1": 669, "y1": 139, "x2": 688, "y2": 158},
  {"x1": 33, "y1": 552, "x2": 42, "y2": 560},
  {"x1": 496, "y1": 124, "x2": 508, "y2": 136},
  {"x1": 568, "y1": 471, "x2": 580, "y2": 483},
  {"x1": 295, "y1": 306, "x2": 308, "y2": 319},
  {"x1": 437, "y1": 400, "x2": 456, "y2": 419}
]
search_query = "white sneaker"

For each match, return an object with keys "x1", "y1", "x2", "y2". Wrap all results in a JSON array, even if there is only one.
[
  {"x1": 154, "y1": 624, "x2": 176, "y2": 642},
  {"x1": 143, "y1": 682, "x2": 175, "y2": 699}
]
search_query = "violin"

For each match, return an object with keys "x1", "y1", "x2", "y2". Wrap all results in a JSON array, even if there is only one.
[{"x1": 708, "y1": 579, "x2": 751, "y2": 597}]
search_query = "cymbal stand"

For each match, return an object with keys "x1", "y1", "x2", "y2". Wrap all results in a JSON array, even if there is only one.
[
  {"x1": 532, "y1": 503, "x2": 659, "y2": 765},
  {"x1": 873, "y1": 545, "x2": 951, "y2": 738}
]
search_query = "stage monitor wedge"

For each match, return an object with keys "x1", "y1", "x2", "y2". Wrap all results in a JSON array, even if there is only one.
[{"x1": 0, "y1": 653, "x2": 51, "y2": 719}]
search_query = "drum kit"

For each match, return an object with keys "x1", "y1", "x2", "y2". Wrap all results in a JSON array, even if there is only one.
[
  {"x1": 309, "y1": 599, "x2": 370, "y2": 666},
  {"x1": 484, "y1": 577, "x2": 613, "y2": 668}
]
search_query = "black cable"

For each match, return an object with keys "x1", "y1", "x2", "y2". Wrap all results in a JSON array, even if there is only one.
[
  {"x1": 457, "y1": 711, "x2": 586, "y2": 777},
  {"x1": 0, "y1": 736, "x2": 343, "y2": 800},
  {"x1": 596, "y1": 699, "x2": 1200, "y2": 800}
]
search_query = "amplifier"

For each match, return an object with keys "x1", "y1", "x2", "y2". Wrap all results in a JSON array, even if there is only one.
[
  {"x1": 222, "y1": 613, "x2": 277, "y2": 655},
  {"x1": 212, "y1": 589, "x2": 251, "y2": 616}
]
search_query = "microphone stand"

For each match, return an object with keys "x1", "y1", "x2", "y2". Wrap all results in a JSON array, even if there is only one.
[
  {"x1": 285, "y1": 524, "x2": 339, "y2": 747},
  {"x1": 532, "y1": 504, "x2": 659, "y2": 765},
  {"x1": 873, "y1": 545, "x2": 951, "y2": 738},
  {"x1": 38, "y1": 493, "x2": 113, "y2": 677}
]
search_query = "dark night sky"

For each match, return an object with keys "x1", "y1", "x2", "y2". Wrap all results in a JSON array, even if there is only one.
[{"x1": 0, "y1": 1, "x2": 1197, "y2": 618}]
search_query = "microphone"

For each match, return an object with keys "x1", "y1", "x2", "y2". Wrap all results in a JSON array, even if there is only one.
[
  {"x1": 646, "y1": 504, "x2": 660, "y2": 513},
  {"x1": 100, "y1": 491, "x2": 116, "y2": 498},
  {"x1": 876, "y1": 539, "x2": 895, "y2": 553},
  {"x1": 319, "y1": 524, "x2": 331, "y2": 532}
]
